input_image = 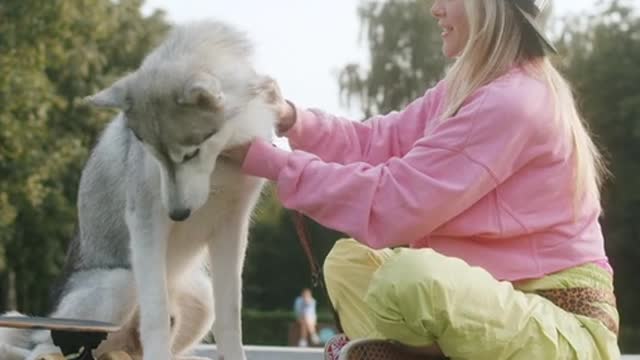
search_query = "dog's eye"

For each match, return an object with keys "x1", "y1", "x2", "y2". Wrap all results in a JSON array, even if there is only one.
[
  {"x1": 203, "y1": 129, "x2": 217, "y2": 141},
  {"x1": 183, "y1": 148, "x2": 200, "y2": 162}
]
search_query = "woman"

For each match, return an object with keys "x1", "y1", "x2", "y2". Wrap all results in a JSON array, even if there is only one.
[
  {"x1": 293, "y1": 288, "x2": 321, "y2": 347},
  {"x1": 225, "y1": 0, "x2": 620, "y2": 358}
]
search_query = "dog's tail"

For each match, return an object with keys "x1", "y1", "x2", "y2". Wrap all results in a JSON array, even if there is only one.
[{"x1": 0, "y1": 311, "x2": 33, "y2": 360}]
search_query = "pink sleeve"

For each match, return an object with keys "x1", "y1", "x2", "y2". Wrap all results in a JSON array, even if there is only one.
[
  {"x1": 283, "y1": 82, "x2": 445, "y2": 165},
  {"x1": 243, "y1": 85, "x2": 537, "y2": 249}
]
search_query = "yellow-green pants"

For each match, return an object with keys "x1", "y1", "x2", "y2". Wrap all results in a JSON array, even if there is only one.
[{"x1": 323, "y1": 239, "x2": 620, "y2": 360}]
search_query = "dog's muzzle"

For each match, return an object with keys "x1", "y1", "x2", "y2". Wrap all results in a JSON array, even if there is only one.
[{"x1": 169, "y1": 208, "x2": 191, "y2": 222}]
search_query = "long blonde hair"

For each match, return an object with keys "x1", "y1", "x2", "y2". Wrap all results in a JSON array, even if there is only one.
[{"x1": 441, "y1": 0, "x2": 607, "y2": 206}]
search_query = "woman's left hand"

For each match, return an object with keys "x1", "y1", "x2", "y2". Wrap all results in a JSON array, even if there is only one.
[{"x1": 221, "y1": 142, "x2": 252, "y2": 166}]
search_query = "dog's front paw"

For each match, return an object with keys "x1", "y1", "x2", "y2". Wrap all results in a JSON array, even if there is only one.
[{"x1": 214, "y1": 329, "x2": 246, "y2": 360}]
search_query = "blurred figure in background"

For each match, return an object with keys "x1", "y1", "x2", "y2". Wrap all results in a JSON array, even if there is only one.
[{"x1": 293, "y1": 288, "x2": 321, "y2": 347}]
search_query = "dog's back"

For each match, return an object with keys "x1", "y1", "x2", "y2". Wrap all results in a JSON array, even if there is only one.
[{"x1": 70, "y1": 116, "x2": 134, "y2": 272}]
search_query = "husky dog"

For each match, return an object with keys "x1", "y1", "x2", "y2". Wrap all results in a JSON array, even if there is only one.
[{"x1": 0, "y1": 20, "x2": 276, "y2": 360}]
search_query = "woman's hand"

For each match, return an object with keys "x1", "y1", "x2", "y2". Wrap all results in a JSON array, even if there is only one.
[
  {"x1": 253, "y1": 76, "x2": 296, "y2": 136},
  {"x1": 222, "y1": 76, "x2": 294, "y2": 166}
]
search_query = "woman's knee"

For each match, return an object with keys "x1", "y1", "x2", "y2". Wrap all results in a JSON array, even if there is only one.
[
  {"x1": 369, "y1": 249, "x2": 452, "y2": 291},
  {"x1": 365, "y1": 249, "x2": 463, "y2": 319},
  {"x1": 362, "y1": 250, "x2": 458, "y2": 342},
  {"x1": 324, "y1": 238, "x2": 370, "y2": 283},
  {"x1": 323, "y1": 238, "x2": 394, "y2": 310}
]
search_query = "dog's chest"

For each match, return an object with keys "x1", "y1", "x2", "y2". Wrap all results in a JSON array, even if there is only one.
[
  {"x1": 166, "y1": 167, "x2": 259, "y2": 255},
  {"x1": 167, "y1": 192, "x2": 227, "y2": 248}
]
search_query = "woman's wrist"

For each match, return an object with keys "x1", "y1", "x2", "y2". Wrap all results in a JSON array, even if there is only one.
[{"x1": 277, "y1": 100, "x2": 297, "y2": 136}]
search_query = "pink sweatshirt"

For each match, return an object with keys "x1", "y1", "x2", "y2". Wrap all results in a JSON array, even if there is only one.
[{"x1": 242, "y1": 67, "x2": 611, "y2": 281}]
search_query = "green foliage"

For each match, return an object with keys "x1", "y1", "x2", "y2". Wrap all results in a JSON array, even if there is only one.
[
  {"x1": 338, "y1": 0, "x2": 448, "y2": 117},
  {"x1": 207, "y1": 309, "x2": 336, "y2": 346},
  {"x1": 240, "y1": 309, "x2": 295, "y2": 346},
  {"x1": 243, "y1": 185, "x2": 344, "y2": 312},
  {"x1": 556, "y1": 0, "x2": 640, "y2": 352},
  {"x1": 0, "y1": 0, "x2": 168, "y2": 313}
]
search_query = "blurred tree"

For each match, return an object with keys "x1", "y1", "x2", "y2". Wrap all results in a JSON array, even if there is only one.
[
  {"x1": 0, "y1": 0, "x2": 168, "y2": 313},
  {"x1": 338, "y1": 0, "x2": 448, "y2": 117},
  {"x1": 556, "y1": 0, "x2": 640, "y2": 351},
  {"x1": 244, "y1": 185, "x2": 343, "y2": 311}
]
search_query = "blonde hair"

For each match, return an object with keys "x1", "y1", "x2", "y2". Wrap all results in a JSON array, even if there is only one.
[{"x1": 441, "y1": 0, "x2": 607, "y2": 207}]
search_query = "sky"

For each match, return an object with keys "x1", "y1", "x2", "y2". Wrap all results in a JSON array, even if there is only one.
[{"x1": 141, "y1": 1, "x2": 637, "y2": 119}]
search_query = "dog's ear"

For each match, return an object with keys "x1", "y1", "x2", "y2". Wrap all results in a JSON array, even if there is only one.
[
  {"x1": 178, "y1": 73, "x2": 225, "y2": 111},
  {"x1": 84, "y1": 75, "x2": 133, "y2": 110}
]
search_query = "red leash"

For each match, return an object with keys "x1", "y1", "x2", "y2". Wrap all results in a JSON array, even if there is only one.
[
  {"x1": 291, "y1": 211, "x2": 343, "y2": 332},
  {"x1": 292, "y1": 211, "x2": 322, "y2": 287}
]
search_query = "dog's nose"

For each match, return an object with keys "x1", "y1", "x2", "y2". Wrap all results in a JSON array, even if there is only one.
[{"x1": 169, "y1": 208, "x2": 191, "y2": 221}]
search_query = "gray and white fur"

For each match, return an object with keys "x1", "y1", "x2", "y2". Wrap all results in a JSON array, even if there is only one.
[{"x1": 0, "y1": 20, "x2": 276, "y2": 360}]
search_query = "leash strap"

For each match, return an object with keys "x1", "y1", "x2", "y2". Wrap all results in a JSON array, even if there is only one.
[
  {"x1": 292, "y1": 211, "x2": 322, "y2": 286},
  {"x1": 291, "y1": 211, "x2": 344, "y2": 332}
]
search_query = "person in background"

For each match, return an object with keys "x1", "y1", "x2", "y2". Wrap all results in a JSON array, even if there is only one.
[{"x1": 293, "y1": 288, "x2": 321, "y2": 347}]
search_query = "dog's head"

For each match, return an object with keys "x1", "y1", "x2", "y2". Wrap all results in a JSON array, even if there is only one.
[{"x1": 85, "y1": 68, "x2": 257, "y2": 221}]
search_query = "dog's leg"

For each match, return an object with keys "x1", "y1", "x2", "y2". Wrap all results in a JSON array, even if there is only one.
[
  {"x1": 170, "y1": 268, "x2": 214, "y2": 356},
  {"x1": 51, "y1": 269, "x2": 136, "y2": 323},
  {"x1": 96, "y1": 310, "x2": 141, "y2": 358},
  {"x1": 207, "y1": 205, "x2": 251, "y2": 360},
  {"x1": 36, "y1": 269, "x2": 138, "y2": 355},
  {"x1": 126, "y1": 194, "x2": 172, "y2": 360}
]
